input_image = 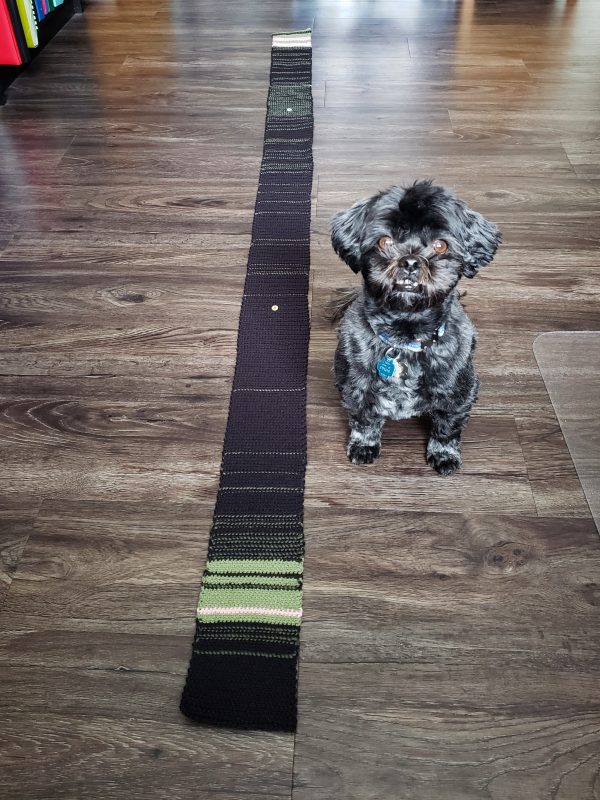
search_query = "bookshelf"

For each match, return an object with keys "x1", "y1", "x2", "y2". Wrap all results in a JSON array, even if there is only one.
[{"x1": 0, "y1": 0, "x2": 82, "y2": 104}]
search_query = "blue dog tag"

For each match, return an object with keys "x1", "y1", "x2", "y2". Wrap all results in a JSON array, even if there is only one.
[{"x1": 376, "y1": 354, "x2": 404, "y2": 381}]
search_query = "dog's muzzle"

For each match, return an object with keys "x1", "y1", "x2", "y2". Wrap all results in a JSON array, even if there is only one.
[{"x1": 395, "y1": 254, "x2": 430, "y2": 290}]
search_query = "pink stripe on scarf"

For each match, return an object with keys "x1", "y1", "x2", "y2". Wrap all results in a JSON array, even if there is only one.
[{"x1": 198, "y1": 606, "x2": 302, "y2": 618}]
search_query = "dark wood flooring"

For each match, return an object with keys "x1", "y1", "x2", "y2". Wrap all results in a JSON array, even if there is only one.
[{"x1": 1, "y1": 1, "x2": 600, "y2": 798}]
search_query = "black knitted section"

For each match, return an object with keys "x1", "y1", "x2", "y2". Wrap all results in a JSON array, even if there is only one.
[
  {"x1": 181, "y1": 628, "x2": 301, "y2": 731},
  {"x1": 180, "y1": 32, "x2": 312, "y2": 733}
]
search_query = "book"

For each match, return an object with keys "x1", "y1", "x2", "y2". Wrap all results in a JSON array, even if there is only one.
[
  {"x1": 0, "y1": 0, "x2": 22, "y2": 64},
  {"x1": 5, "y1": 0, "x2": 30, "y2": 61},
  {"x1": 16, "y1": 0, "x2": 38, "y2": 48},
  {"x1": 33, "y1": 0, "x2": 46, "y2": 22}
]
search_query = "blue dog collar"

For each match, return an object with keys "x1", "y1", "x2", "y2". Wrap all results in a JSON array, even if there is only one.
[{"x1": 377, "y1": 322, "x2": 446, "y2": 353}]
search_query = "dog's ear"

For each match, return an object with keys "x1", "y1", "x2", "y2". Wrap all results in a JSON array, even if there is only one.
[
  {"x1": 452, "y1": 200, "x2": 501, "y2": 278},
  {"x1": 331, "y1": 196, "x2": 373, "y2": 273}
]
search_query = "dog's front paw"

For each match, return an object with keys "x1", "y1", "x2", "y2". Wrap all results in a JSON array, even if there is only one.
[
  {"x1": 428, "y1": 452, "x2": 461, "y2": 476},
  {"x1": 427, "y1": 440, "x2": 461, "y2": 476},
  {"x1": 348, "y1": 442, "x2": 381, "y2": 465}
]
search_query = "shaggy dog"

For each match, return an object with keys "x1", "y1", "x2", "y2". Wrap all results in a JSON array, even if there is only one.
[{"x1": 331, "y1": 180, "x2": 501, "y2": 475}]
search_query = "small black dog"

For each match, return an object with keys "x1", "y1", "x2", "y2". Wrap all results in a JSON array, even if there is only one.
[{"x1": 331, "y1": 180, "x2": 501, "y2": 475}]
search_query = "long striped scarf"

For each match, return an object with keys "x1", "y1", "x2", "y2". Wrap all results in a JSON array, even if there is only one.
[{"x1": 180, "y1": 29, "x2": 312, "y2": 732}]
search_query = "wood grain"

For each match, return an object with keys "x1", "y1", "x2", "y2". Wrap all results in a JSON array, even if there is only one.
[
  {"x1": 294, "y1": 662, "x2": 600, "y2": 800},
  {"x1": 0, "y1": 505, "x2": 34, "y2": 610},
  {"x1": 0, "y1": 232, "x2": 252, "y2": 271},
  {"x1": 3, "y1": 500, "x2": 211, "y2": 621},
  {"x1": 1, "y1": 0, "x2": 600, "y2": 798},
  {"x1": 306, "y1": 410, "x2": 536, "y2": 513},
  {"x1": 299, "y1": 508, "x2": 600, "y2": 664},
  {"x1": 1, "y1": 714, "x2": 294, "y2": 800}
]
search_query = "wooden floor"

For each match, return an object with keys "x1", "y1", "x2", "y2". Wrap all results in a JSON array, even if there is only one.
[{"x1": 1, "y1": 0, "x2": 600, "y2": 797}]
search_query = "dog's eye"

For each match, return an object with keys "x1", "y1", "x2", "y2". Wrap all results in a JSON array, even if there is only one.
[
  {"x1": 378, "y1": 236, "x2": 393, "y2": 251},
  {"x1": 433, "y1": 239, "x2": 448, "y2": 255}
]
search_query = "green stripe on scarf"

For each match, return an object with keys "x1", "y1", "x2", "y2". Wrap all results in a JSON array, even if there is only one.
[{"x1": 206, "y1": 558, "x2": 303, "y2": 574}]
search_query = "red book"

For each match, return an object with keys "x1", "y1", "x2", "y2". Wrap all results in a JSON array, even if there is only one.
[
  {"x1": 0, "y1": 0, "x2": 22, "y2": 65},
  {"x1": 5, "y1": 0, "x2": 29, "y2": 62}
]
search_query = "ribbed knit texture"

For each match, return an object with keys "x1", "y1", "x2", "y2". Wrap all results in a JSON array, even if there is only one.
[{"x1": 180, "y1": 29, "x2": 312, "y2": 732}]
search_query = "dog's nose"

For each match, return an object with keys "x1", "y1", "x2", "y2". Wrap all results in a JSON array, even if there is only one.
[{"x1": 400, "y1": 256, "x2": 420, "y2": 274}]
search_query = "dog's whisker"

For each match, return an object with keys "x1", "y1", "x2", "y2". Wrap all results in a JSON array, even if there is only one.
[{"x1": 383, "y1": 261, "x2": 400, "y2": 282}]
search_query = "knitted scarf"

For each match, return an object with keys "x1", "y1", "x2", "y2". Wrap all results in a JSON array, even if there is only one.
[{"x1": 180, "y1": 29, "x2": 312, "y2": 732}]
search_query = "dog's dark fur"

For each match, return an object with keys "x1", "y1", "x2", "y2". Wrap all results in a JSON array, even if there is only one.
[{"x1": 331, "y1": 180, "x2": 501, "y2": 475}]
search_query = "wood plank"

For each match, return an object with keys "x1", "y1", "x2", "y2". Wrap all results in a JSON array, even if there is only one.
[
  {"x1": 299, "y1": 508, "x2": 600, "y2": 663},
  {"x1": 324, "y1": 79, "x2": 550, "y2": 108},
  {"x1": 1, "y1": 714, "x2": 293, "y2": 800},
  {"x1": 0, "y1": 271, "x2": 247, "y2": 325},
  {"x1": 294, "y1": 662, "x2": 600, "y2": 800},
  {"x1": 293, "y1": 505, "x2": 600, "y2": 797},
  {"x1": 0, "y1": 505, "x2": 34, "y2": 610},
  {"x1": 3, "y1": 502, "x2": 211, "y2": 620},
  {"x1": 0, "y1": 379, "x2": 228, "y2": 500},
  {"x1": 0, "y1": 186, "x2": 264, "y2": 235},
  {"x1": 305, "y1": 410, "x2": 536, "y2": 514},
  {"x1": 449, "y1": 109, "x2": 600, "y2": 142},
  {"x1": 562, "y1": 139, "x2": 600, "y2": 179},
  {"x1": 0, "y1": 232, "x2": 252, "y2": 269},
  {"x1": 316, "y1": 176, "x2": 600, "y2": 220},
  {"x1": 0, "y1": 612, "x2": 193, "y2": 672},
  {"x1": 0, "y1": 496, "x2": 293, "y2": 800},
  {"x1": 313, "y1": 139, "x2": 575, "y2": 176}
]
